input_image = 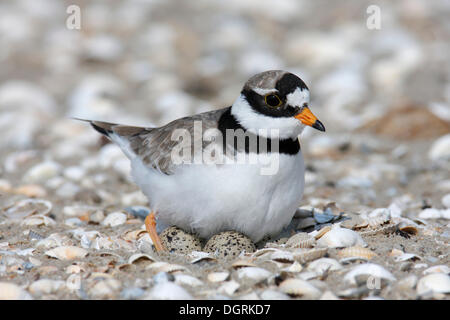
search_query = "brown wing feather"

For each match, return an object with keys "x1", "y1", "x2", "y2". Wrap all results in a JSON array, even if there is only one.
[{"x1": 79, "y1": 107, "x2": 229, "y2": 175}]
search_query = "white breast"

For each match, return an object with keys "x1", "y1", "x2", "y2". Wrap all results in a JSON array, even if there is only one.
[{"x1": 130, "y1": 150, "x2": 305, "y2": 242}]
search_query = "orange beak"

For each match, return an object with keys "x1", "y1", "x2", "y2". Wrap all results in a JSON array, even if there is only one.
[{"x1": 294, "y1": 107, "x2": 325, "y2": 132}]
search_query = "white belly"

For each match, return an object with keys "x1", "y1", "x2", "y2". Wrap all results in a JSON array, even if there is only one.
[{"x1": 130, "y1": 152, "x2": 305, "y2": 242}]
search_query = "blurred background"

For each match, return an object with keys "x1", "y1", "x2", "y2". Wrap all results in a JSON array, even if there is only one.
[{"x1": 0, "y1": 0, "x2": 449, "y2": 209}]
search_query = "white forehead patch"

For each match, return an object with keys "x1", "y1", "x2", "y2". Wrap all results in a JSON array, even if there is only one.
[
  {"x1": 253, "y1": 87, "x2": 279, "y2": 96},
  {"x1": 286, "y1": 87, "x2": 310, "y2": 107}
]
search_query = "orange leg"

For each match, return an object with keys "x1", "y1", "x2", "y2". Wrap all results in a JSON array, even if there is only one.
[{"x1": 145, "y1": 212, "x2": 166, "y2": 252}]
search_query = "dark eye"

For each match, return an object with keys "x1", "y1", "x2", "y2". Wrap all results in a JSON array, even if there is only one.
[{"x1": 264, "y1": 94, "x2": 282, "y2": 107}]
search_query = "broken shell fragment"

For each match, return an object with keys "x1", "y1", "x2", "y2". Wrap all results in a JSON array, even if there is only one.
[
  {"x1": 423, "y1": 265, "x2": 450, "y2": 275},
  {"x1": 127, "y1": 253, "x2": 156, "y2": 265},
  {"x1": 45, "y1": 246, "x2": 88, "y2": 260},
  {"x1": 29, "y1": 279, "x2": 65, "y2": 296}
]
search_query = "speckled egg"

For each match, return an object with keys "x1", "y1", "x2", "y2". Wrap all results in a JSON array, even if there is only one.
[
  {"x1": 204, "y1": 231, "x2": 256, "y2": 259},
  {"x1": 160, "y1": 226, "x2": 203, "y2": 254}
]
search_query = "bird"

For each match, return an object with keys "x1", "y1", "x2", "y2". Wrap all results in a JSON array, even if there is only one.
[{"x1": 79, "y1": 70, "x2": 325, "y2": 252}]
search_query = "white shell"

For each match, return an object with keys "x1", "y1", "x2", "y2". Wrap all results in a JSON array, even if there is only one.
[
  {"x1": 259, "y1": 289, "x2": 291, "y2": 300},
  {"x1": 0, "y1": 282, "x2": 32, "y2": 300},
  {"x1": 218, "y1": 280, "x2": 240, "y2": 296},
  {"x1": 442, "y1": 193, "x2": 450, "y2": 209},
  {"x1": 66, "y1": 274, "x2": 81, "y2": 291},
  {"x1": 128, "y1": 253, "x2": 156, "y2": 265},
  {"x1": 394, "y1": 253, "x2": 422, "y2": 262},
  {"x1": 89, "y1": 278, "x2": 121, "y2": 298},
  {"x1": 278, "y1": 279, "x2": 322, "y2": 299},
  {"x1": 5, "y1": 199, "x2": 52, "y2": 220},
  {"x1": 29, "y1": 279, "x2": 65, "y2": 296},
  {"x1": 282, "y1": 261, "x2": 303, "y2": 273},
  {"x1": 307, "y1": 258, "x2": 343, "y2": 275},
  {"x1": 344, "y1": 263, "x2": 396, "y2": 285},
  {"x1": 21, "y1": 215, "x2": 56, "y2": 226},
  {"x1": 396, "y1": 275, "x2": 418, "y2": 291},
  {"x1": 317, "y1": 226, "x2": 366, "y2": 248},
  {"x1": 146, "y1": 261, "x2": 187, "y2": 273},
  {"x1": 270, "y1": 250, "x2": 295, "y2": 263},
  {"x1": 101, "y1": 212, "x2": 127, "y2": 227},
  {"x1": 338, "y1": 246, "x2": 377, "y2": 263},
  {"x1": 423, "y1": 265, "x2": 450, "y2": 275},
  {"x1": 174, "y1": 274, "x2": 204, "y2": 287},
  {"x1": 236, "y1": 267, "x2": 272, "y2": 283},
  {"x1": 417, "y1": 273, "x2": 450, "y2": 295},
  {"x1": 144, "y1": 282, "x2": 193, "y2": 300},
  {"x1": 293, "y1": 248, "x2": 328, "y2": 264},
  {"x1": 189, "y1": 251, "x2": 217, "y2": 264},
  {"x1": 207, "y1": 271, "x2": 230, "y2": 283},
  {"x1": 45, "y1": 246, "x2": 88, "y2": 260}
]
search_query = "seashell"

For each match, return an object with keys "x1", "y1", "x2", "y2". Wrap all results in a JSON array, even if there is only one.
[
  {"x1": 188, "y1": 251, "x2": 217, "y2": 264},
  {"x1": 298, "y1": 271, "x2": 320, "y2": 280},
  {"x1": 65, "y1": 264, "x2": 82, "y2": 274},
  {"x1": 417, "y1": 273, "x2": 450, "y2": 296},
  {"x1": 423, "y1": 265, "x2": 450, "y2": 275},
  {"x1": 313, "y1": 225, "x2": 332, "y2": 239},
  {"x1": 394, "y1": 253, "x2": 422, "y2": 262},
  {"x1": 344, "y1": 263, "x2": 396, "y2": 285},
  {"x1": 442, "y1": 193, "x2": 450, "y2": 209},
  {"x1": 307, "y1": 258, "x2": 343, "y2": 275},
  {"x1": 396, "y1": 275, "x2": 418, "y2": 291},
  {"x1": 320, "y1": 290, "x2": 340, "y2": 300},
  {"x1": 152, "y1": 272, "x2": 175, "y2": 284},
  {"x1": 285, "y1": 232, "x2": 315, "y2": 248},
  {"x1": 120, "y1": 287, "x2": 145, "y2": 300},
  {"x1": 146, "y1": 261, "x2": 187, "y2": 274},
  {"x1": 317, "y1": 225, "x2": 366, "y2": 248},
  {"x1": 174, "y1": 274, "x2": 204, "y2": 287},
  {"x1": 66, "y1": 274, "x2": 81, "y2": 291},
  {"x1": 296, "y1": 217, "x2": 316, "y2": 230},
  {"x1": 127, "y1": 253, "x2": 156, "y2": 265},
  {"x1": 282, "y1": 261, "x2": 303, "y2": 273},
  {"x1": 207, "y1": 271, "x2": 230, "y2": 283},
  {"x1": 14, "y1": 184, "x2": 47, "y2": 198},
  {"x1": 231, "y1": 258, "x2": 257, "y2": 269},
  {"x1": 341, "y1": 215, "x2": 368, "y2": 230},
  {"x1": 122, "y1": 229, "x2": 148, "y2": 241},
  {"x1": 29, "y1": 279, "x2": 65, "y2": 296},
  {"x1": 144, "y1": 282, "x2": 193, "y2": 300},
  {"x1": 28, "y1": 257, "x2": 42, "y2": 267},
  {"x1": 252, "y1": 247, "x2": 278, "y2": 258},
  {"x1": 37, "y1": 265, "x2": 58, "y2": 275},
  {"x1": 366, "y1": 208, "x2": 391, "y2": 228},
  {"x1": 218, "y1": 280, "x2": 240, "y2": 296},
  {"x1": 45, "y1": 246, "x2": 88, "y2": 260},
  {"x1": 160, "y1": 226, "x2": 203, "y2": 255},
  {"x1": 397, "y1": 222, "x2": 418, "y2": 235},
  {"x1": 21, "y1": 214, "x2": 56, "y2": 226},
  {"x1": 338, "y1": 246, "x2": 377, "y2": 263},
  {"x1": 293, "y1": 248, "x2": 328, "y2": 264},
  {"x1": 294, "y1": 207, "x2": 313, "y2": 219},
  {"x1": 260, "y1": 289, "x2": 291, "y2": 300},
  {"x1": 270, "y1": 250, "x2": 295, "y2": 263},
  {"x1": 278, "y1": 279, "x2": 322, "y2": 299},
  {"x1": 236, "y1": 267, "x2": 272, "y2": 283},
  {"x1": 89, "y1": 278, "x2": 121, "y2": 299},
  {"x1": 124, "y1": 206, "x2": 151, "y2": 219},
  {"x1": 101, "y1": 211, "x2": 127, "y2": 227},
  {"x1": 24, "y1": 161, "x2": 61, "y2": 183},
  {"x1": 389, "y1": 248, "x2": 404, "y2": 257},
  {"x1": 5, "y1": 198, "x2": 52, "y2": 220},
  {"x1": 204, "y1": 231, "x2": 255, "y2": 259},
  {"x1": 0, "y1": 282, "x2": 32, "y2": 300}
]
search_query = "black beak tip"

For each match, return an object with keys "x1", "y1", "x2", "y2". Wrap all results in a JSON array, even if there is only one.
[{"x1": 312, "y1": 120, "x2": 326, "y2": 132}]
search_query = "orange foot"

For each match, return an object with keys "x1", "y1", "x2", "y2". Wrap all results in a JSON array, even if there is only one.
[{"x1": 144, "y1": 212, "x2": 166, "y2": 252}]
